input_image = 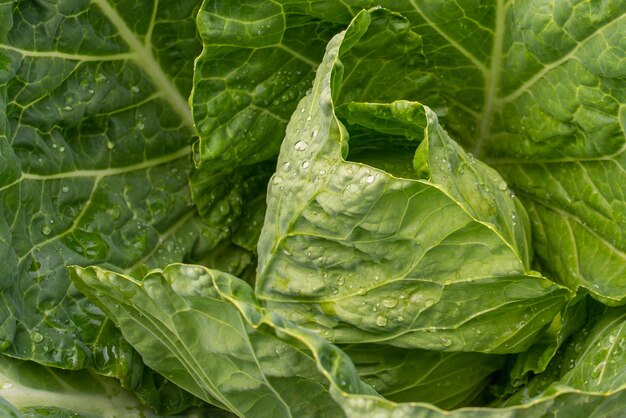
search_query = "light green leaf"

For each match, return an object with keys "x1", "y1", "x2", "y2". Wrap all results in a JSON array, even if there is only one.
[
  {"x1": 0, "y1": 0, "x2": 213, "y2": 412},
  {"x1": 256, "y1": 8, "x2": 569, "y2": 353},
  {"x1": 69, "y1": 264, "x2": 346, "y2": 418},
  {"x1": 344, "y1": 344, "x2": 505, "y2": 408}
]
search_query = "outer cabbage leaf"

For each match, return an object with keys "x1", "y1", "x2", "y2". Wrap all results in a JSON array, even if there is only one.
[
  {"x1": 255, "y1": 8, "x2": 569, "y2": 354},
  {"x1": 193, "y1": 0, "x2": 626, "y2": 304},
  {"x1": 0, "y1": 0, "x2": 217, "y2": 412},
  {"x1": 70, "y1": 264, "x2": 346, "y2": 418}
]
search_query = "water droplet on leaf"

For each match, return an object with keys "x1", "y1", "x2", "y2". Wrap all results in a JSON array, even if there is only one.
[
  {"x1": 30, "y1": 331, "x2": 44, "y2": 343},
  {"x1": 440, "y1": 337, "x2": 452, "y2": 347},
  {"x1": 294, "y1": 141, "x2": 308, "y2": 151}
]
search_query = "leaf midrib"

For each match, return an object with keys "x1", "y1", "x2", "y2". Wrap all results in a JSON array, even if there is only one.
[
  {"x1": 92, "y1": 0, "x2": 194, "y2": 131},
  {"x1": 474, "y1": 0, "x2": 505, "y2": 157}
]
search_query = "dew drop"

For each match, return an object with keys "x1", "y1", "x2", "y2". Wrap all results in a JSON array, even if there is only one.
[
  {"x1": 106, "y1": 141, "x2": 115, "y2": 150},
  {"x1": 440, "y1": 337, "x2": 453, "y2": 347},
  {"x1": 281, "y1": 162, "x2": 291, "y2": 172},
  {"x1": 137, "y1": 122, "x2": 145, "y2": 130},
  {"x1": 130, "y1": 85, "x2": 140, "y2": 93},
  {"x1": 375, "y1": 316, "x2": 387, "y2": 327},
  {"x1": 497, "y1": 180, "x2": 507, "y2": 191},
  {"x1": 294, "y1": 141, "x2": 308, "y2": 151},
  {"x1": 591, "y1": 361, "x2": 605, "y2": 379},
  {"x1": 107, "y1": 207, "x2": 121, "y2": 220},
  {"x1": 272, "y1": 176, "x2": 283, "y2": 185},
  {"x1": 365, "y1": 175, "x2": 375, "y2": 184},
  {"x1": 2, "y1": 383, "x2": 13, "y2": 389},
  {"x1": 382, "y1": 297, "x2": 398, "y2": 308},
  {"x1": 302, "y1": 160, "x2": 310, "y2": 169},
  {"x1": 41, "y1": 225, "x2": 52, "y2": 236},
  {"x1": 337, "y1": 276, "x2": 345, "y2": 286},
  {"x1": 30, "y1": 331, "x2": 44, "y2": 343},
  {"x1": 63, "y1": 105, "x2": 73, "y2": 111}
]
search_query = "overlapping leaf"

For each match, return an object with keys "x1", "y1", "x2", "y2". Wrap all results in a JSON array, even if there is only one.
[{"x1": 70, "y1": 264, "x2": 346, "y2": 418}]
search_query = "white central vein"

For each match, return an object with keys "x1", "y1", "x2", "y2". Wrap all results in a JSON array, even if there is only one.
[
  {"x1": 474, "y1": 0, "x2": 505, "y2": 157},
  {"x1": 19, "y1": 146, "x2": 191, "y2": 181},
  {"x1": 0, "y1": 44, "x2": 134, "y2": 61},
  {"x1": 92, "y1": 0, "x2": 194, "y2": 130}
]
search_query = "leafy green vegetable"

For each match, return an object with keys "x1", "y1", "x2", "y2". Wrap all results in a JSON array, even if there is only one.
[
  {"x1": 70, "y1": 264, "x2": 345, "y2": 418},
  {"x1": 1, "y1": 0, "x2": 624, "y2": 417},
  {"x1": 255, "y1": 8, "x2": 569, "y2": 354}
]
